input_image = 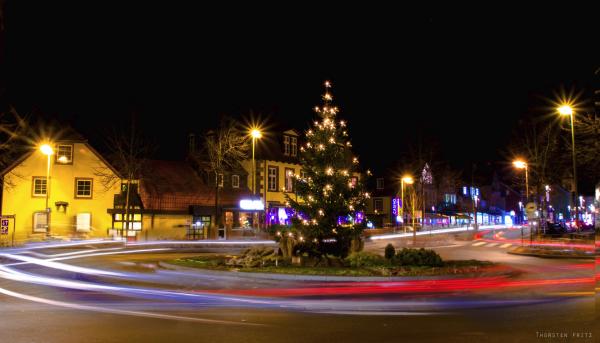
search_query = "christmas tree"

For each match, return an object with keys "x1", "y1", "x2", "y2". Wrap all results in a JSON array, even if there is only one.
[{"x1": 285, "y1": 81, "x2": 369, "y2": 258}]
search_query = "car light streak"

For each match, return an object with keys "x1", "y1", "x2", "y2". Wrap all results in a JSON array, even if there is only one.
[
  {"x1": 0, "y1": 286, "x2": 264, "y2": 326},
  {"x1": 370, "y1": 225, "x2": 510, "y2": 240}
]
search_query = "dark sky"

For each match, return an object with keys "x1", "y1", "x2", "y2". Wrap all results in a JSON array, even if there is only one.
[{"x1": 2, "y1": 4, "x2": 598, "y2": 188}]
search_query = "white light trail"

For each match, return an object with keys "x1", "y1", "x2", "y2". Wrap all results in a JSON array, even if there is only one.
[
  {"x1": 370, "y1": 225, "x2": 512, "y2": 240},
  {"x1": 0, "y1": 286, "x2": 263, "y2": 326}
]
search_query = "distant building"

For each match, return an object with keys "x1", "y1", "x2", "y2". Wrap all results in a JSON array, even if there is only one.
[{"x1": 108, "y1": 160, "x2": 257, "y2": 240}]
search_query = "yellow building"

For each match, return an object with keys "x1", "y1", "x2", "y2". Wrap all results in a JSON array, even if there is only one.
[
  {"x1": 0, "y1": 134, "x2": 121, "y2": 244},
  {"x1": 241, "y1": 129, "x2": 303, "y2": 225}
]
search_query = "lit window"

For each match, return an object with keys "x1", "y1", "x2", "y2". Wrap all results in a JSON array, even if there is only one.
[
  {"x1": 350, "y1": 177, "x2": 358, "y2": 188},
  {"x1": 376, "y1": 178, "x2": 384, "y2": 190},
  {"x1": 232, "y1": 175, "x2": 240, "y2": 188},
  {"x1": 291, "y1": 137, "x2": 297, "y2": 157},
  {"x1": 56, "y1": 144, "x2": 73, "y2": 164},
  {"x1": 285, "y1": 168, "x2": 294, "y2": 192},
  {"x1": 32, "y1": 177, "x2": 47, "y2": 196},
  {"x1": 445, "y1": 193, "x2": 457, "y2": 204},
  {"x1": 283, "y1": 136, "x2": 290, "y2": 156},
  {"x1": 268, "y1": 166, "x2": 278, "y2": 191},
  {"x1": 75, "y1": 179, "x2": 93, "y2": 198},
  {"x1": 33, "y1": 212, "x2": 48, "y2": 232}
]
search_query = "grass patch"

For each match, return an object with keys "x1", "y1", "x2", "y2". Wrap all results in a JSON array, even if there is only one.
[{"x1": 168, "y1": 255, "x2": 497, "y2": 277}]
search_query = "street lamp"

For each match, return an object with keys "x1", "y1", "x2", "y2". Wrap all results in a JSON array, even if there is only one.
[
  {"x1": 558, "y1": 104, "x2": 579, "y2": 228},
  {"x1": 40, "y1": 143, "x2": 54, "y2": 236},
  {"x1": 250, "y1": 129, "x2": 262, "y2": 195},
  {"x1": 512, "y1": 160, "x2": 528, "y2": 201},
  {"x1": 400, "y1": 175, "x2": 413, "y2": 233}
]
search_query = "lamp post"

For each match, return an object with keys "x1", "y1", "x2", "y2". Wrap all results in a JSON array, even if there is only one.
[
  {"x1": 558, "y1": 105, "x2": 579, "y2": 229},
  {"x1": 40, "y1": 144, "x2": 54, "y2": 236},
  {"x1": 513, "y1": 159, "x2": 529, "y2": 244},
  {"x1": 250, "y1": 129, "x2": 262, "y2": 230},
  {"x1": 250, "y1": 129, "x2": 262, "y2": 196},
  {"x1": 401, "y1": 175, "x2": 413, "y2": 233},
  {"x1": 513, "y1": 160, "x2": 528, "y2": 202}
]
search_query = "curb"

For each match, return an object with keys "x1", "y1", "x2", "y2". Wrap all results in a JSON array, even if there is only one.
[
  {"x1": 157, "y1": 261, "x2": 514, "y2": 282},
  {"x1": 507, "y1": 250, "x2": 595, "y2": 260}
]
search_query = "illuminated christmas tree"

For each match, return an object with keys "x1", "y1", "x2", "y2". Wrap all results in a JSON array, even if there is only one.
[{"x1": 285, "y1": 81, "x2": 369, "y2": 258}]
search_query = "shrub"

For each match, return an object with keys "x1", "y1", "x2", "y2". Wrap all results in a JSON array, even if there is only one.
[
  {"x1": 345, "y1": 252, "x2": 386, "y2": 268},
  {"x1": 384, "y1": 243, "x2": 395, "y2": 260},
  {"x1": 394, "y1": 248, "x2": 443, "y2": 267}
]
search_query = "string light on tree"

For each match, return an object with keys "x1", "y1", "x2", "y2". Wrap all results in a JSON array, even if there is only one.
[{"x1": 283, "y1": 80, "x2": 369, "y2": 258}]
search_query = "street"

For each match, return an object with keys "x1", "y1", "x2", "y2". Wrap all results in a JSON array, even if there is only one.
[{"x1": 0, "y1": 229, "x2": 596, "y2": 343}]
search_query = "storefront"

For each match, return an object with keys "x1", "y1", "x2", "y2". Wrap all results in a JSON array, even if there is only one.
[{"x1": 220, "y1": 198, "x2": 264, "y2": 239}]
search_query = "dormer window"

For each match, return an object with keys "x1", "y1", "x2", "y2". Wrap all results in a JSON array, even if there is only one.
[
  {"x1": 291, "y1": 137, "x2": 297, "y2": 156},
  {"x1": 56, "y1": 144, "x2": 73, "y2": 164},
  {"x1": 284, "y1": 136, "x2": 290, "y2": 156}
]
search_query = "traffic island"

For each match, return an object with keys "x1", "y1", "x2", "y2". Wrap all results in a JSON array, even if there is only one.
[
  {"x1": 161, "y1": 246, "x2": 518, "y2": 280},
  {"x1": 507, "y1": 245, "x2": 595, "y2": 259}
]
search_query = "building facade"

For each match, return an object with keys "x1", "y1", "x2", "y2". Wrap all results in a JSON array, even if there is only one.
[
  {"x1": 241, "y1": 129, "x2": 303, "y2": 226},
  {"x1": 1, "y1": 136, "x2": 121, "y2": 244}
]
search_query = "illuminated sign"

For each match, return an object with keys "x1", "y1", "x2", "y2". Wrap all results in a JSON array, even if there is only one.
[
  {"x1": 391, "y1": 197, "x2": 401, "y2": 216},
  {"x1": 239, "y1": 199, "x2": 264, "y2": 211}
]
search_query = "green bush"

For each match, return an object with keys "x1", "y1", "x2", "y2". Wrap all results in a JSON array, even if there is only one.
[
  {"x1": 394, "y1": 248, "x2": 443, "y2": 267},
  {"x1": 384, "y1": 243, "x2": 395, "y2": 260},
  {"x1": 345, "y1": 252, "x2": 386, "y2": 268}
]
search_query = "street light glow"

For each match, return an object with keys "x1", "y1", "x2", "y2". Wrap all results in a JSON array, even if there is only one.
[
  {"x1": 401, "y1": 176, "x2": 414, "y2": 184},
  {"x1": 558, "y1": 105, "x2": 573, "y2": 116},
  {"x1": 250, "y1": 129, "x2": 262, "y2": 139},
  {"x1": 40, "y1": 144, "x2": 54, "y2": 156},
  {"x1": 513, "y1": 160, "x2": 527, "y2": 169}
]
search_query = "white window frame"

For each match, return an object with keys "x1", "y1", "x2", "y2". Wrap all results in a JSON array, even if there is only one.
[
  {"x1": 33, "y1": 212, "x2": 48, "y2": 233},
  {"x1": 76, "y1": 213, "x2": 92, "y2": 232},
  {"x1": 232, "y1": 174, "x2": 240, "y2": 188},
  {"x1": 56, "y1": 144, "x2": 73, "y2": 164},
  {"x1": 268, "y1": 166, "x2": 278, "y2": 191},
  {"x1": 285, "y1": 168, "x2": 294, "y2": 192},
  {"x1": 291, "y1": 137, "x2": 297, "y2": 157},
  {"x1": 218, "y1": 173, "x2": 224, "y2": 187},
  {"x1": 376, "y1": 178, "x2": 384, "y2": 190},
  {"x1": 283, "y1": 136, "x2": 290, "y2": 156},
  {"x1": 32, "y1": 177, "x2": 47, "y2": 197}
]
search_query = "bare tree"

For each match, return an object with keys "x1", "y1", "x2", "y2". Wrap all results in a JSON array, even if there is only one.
[
  {"x1": 194, "y1": 117, "x2": 249, "y2": 229},
  {"x1": 572, "y1": 112, "x2": 600, "y2": 178},
  {"x1": 0, "y1": 107, "x2": 28, "y2": 189},
  {"x1": 94, "y1": 116, "x2": 153, "y2": 239}
]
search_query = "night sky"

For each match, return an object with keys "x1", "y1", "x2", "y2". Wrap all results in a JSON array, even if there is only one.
[{"x1": 2, "y1": 4, "x2": 597, "y2": 186}]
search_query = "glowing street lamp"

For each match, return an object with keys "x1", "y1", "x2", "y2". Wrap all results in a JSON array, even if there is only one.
[
  {"x1": 513, "y1": 160, "x2": 528, "y2": 201},
  {"x1": 558, "y1": 104, "x2": 579, "y2": 226},
  {"x1": 400, "y1": 175, "x2": 413, "y2": 232},
  {"x1": 250, "y1": 129, "x2": 262, "y2": 195},
  {"x1": 40, "y1": 143, "x2": 54, "y2": 236}
]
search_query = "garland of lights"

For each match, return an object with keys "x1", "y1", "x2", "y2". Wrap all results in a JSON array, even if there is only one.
[{"x1": 284, "y1": 81, "x2": 369, "y2": 255}]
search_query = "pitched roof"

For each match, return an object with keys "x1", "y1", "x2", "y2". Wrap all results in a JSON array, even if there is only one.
[{"x1": 140, "y1": 160, "x2": 252, "y2": 211}]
